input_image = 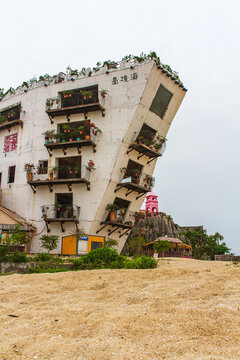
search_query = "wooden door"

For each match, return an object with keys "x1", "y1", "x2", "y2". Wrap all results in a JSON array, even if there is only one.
[{"x1": 62, "y1": 235, "x2": 77, "y2": 255}]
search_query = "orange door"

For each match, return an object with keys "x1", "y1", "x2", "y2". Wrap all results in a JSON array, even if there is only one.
[{"x1": 62, "y1": 235, "x2": 77, "y2": 255}]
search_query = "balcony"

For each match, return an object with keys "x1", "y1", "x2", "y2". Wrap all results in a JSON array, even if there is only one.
[
  {"x1": 96, "y1": 199, "x2": 134, "y2": 238},
  {"x1": 28, "y1": 165, "x2": 91, "y2": 193},
  {"x1": 0, "y1": 105, "x2": 23, "y2": 132},
  {"x1": 45, "y1": 86, "x2": 105, "y2": 123},
  {"x1": 115, "y1": 172, "x2": 155, "y2": 200},
  {"x1": 127, "y1": 128, "x2": 166, "y2": 164},
  {"x1": 43, "y1": 121, "x2": 101, "y2": 156},
  {"x1": 42, "y1": 204, "x2": 80, "y2": 232}
]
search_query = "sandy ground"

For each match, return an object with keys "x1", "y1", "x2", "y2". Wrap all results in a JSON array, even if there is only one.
[{"x1": 0, "y1": 258, "x2": 240, "y2": 360}]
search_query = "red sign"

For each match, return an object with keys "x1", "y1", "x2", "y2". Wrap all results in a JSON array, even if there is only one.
[{"x1": 4, "y1": 133, "x2": 18, "y2": 152}]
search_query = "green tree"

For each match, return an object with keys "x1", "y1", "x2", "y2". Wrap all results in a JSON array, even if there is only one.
[
  {"x1": 128, "y1": 235, "x2": 145, "y2": 256},
  {"x1": 181, "y1": 229, "x2": 230, "y2": 260},
  {"x1": 40, "y1": 235, "x2": 59, "y2": 253},
  {"x1": 4, "y1": 224, "x2": 28, "y2": 247},
  {"x1": 104, "y1": 237, "x2": 118, "y2": 249},
  {"x1": 153, "y1": 240, "x2": 173, "y2": 258}
]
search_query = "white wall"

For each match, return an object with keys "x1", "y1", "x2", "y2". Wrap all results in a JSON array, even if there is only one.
[{"x1": 0, "y1": 60, "x2": 186, "y2": 253}]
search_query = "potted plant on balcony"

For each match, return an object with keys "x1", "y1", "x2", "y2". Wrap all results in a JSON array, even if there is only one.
[
  {"x1": 68, "y1": 131, "x2": 74, "y2": 142},
  {"x1": 0, "y1": 115, "x2": 7, "y2": 124},
  {"x1": 78, "y1": 125, "x2": 85, "y2": 139},
  {"x1": 86, "y1": 160, "x2": 96, "y2": 171},
  {"x1": 24, "y1": 163, "x2": 35, "y2": 182},
  {"x1": 132, "y1": 168, "x2": 141, "y2": 184},
  {"x1": 73, "y1": 166, "x2": 81, "y2": 178},
  {"x1": 62, "y1": 90, "x2": 74, "y2": 98},
  {"x1": 100, "y1": 89, "x2": 108, "y2": 98},
  {"x1": 116, "y1": 207, "x2": 126, "y2": 223},
  {"x1": 54, "y1": 203, "x2": 63, "y2": 217},
  {"x1": 120, "y1": 167, "x2": 127, "y2": 176},
  {"x1": 54, "y1": 133, "x2": 61, "y2": 143},
  {"x1": 49, "y1": 166, "x2": 59, "y2": 181},
  {"x1": 64, "y1": 206, "x2": 73, "y2": 218},
  {"x1": 80, "y1": 90, "x2": 93, "y2": 102},
  {"x1": 8, "y1": 110, "x2": 16, "y2": 120},
  {"x1": 42, "y1": 130, "x2": 55, "y2": 143},
  {"x1": 36, "y1": 165, "x2": 48, "y2": 181},
  {"x1": 61, "y1": 125, "x2": 71, "y2": 142},
  {"x1": 91, "y1": 123, "x2": 102, "y2": 137},
  {"x1": 37, "y1": 165, "x2": 47, "y2": 175},
  {"x1": 143, "y1": 174, "x2": 153, "y2": 190},
  {"x1": 153, "y1": 141, "x2": 162, "y2": 152},
  {"x1": 106, "y1": 203, "x2": 119, "y2": 222}
]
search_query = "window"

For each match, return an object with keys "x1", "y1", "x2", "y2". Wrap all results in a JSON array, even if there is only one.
[
  {"x1": 91, "y1": 241, "x2": 102, "y2": 251},
  {"x1": 123, "y1": 160, "x2": 143, "y2": 185},
  {"x1": 60, "y1": 85, "x2": 98, "y2": 108},
  {"x1": 58, "y1": 156, "x2": 81, "y2": 179},
  {"x1": 0, "y1": 173, "x2": 2, "y2": 189},
  {"x1": 136, "y1": 124, "x2": 156, "y2": 145},
  {"x1": 55, "y1": 193, "x2": 73, "y2": 218},
  {"x1": 0, "y1": 104, "x2": 21, "y2": 123},
  {"x1": 8, "y1": 166, "x2": 16, "y2": 183},
  {"x1": 150, "y1": 84, "x2": 173, "y2": 118},
  {"x1": 37, "y1": 160, "x2": 48, "y2": 175}
]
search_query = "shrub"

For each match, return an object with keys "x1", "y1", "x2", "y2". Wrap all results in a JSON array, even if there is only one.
[
  {"x1": 34, "y1": 252, "x2": 52, "y2": 262},
  {"x1": 28, "y1": 265, "x2": 70, "y2": 274},
  {"x1": 86, "y1": 247, "x2": 119, "y2": 267},
  {"x1": 73, "y1": 256, "x2": 88, "y2": 270},
  {"x1": 109, "y1": 255, "x2": 126, "y2": 269},
  {"x1": 0, "y1": 245, "x2": 9, "y2": 261},
  {"x1": 133, "y1": 256, "x2": 157, "y2": 269},
  {"x1": 123, "y1": 258, "x2": 136, "y2": 269},
  {"x1": 9, "y1": 251, "x2": 28, "y2": 263}
]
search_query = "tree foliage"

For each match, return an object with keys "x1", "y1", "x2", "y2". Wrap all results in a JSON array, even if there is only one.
[
  {"x1": 153, "y1": 240, "x2": 173, "y2": 257},
  {"x1": 3, "y1": 224, "x2": 28, "y2": 246},
  {"x1": 128, "y1": 236, "x2": 146, "y2": 256},
  {"x1": 40, "y1": 235, "x2": 59, "y2": 253},
  {"x1": 104, "y1": 237, "x2": 118, "y2": 249},
  {"x1": 180, "y1": 229, "x2": 230, "y2": 260}
]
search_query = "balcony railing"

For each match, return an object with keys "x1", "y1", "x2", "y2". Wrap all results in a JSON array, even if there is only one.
[
  {"x1": 96, "y1": 209, "x2": 134, "y2": 238},
  {"x1": 42, "y1": 204, "x2": 80, "y2": 220},
  {"x1": 41, "y1": 204, "x2": 80, "y2": 232},
  {"x1": 45, "y1": 91, "x2": 105, "y2": 122},
  {"x1": 61, "y1": 89, "x2": 99, "y2": 108},
  {"x1": 28, "y1": 166, "x2": 91, "y2": 193},
  {"x1": 127, "y1": 132, "x2": 166, "y2": 164},
  {"x1": 44, "y1": 131, "x2": 96, "y2": 156},
  {"x1": 0, "y1": 106, "x2": 23, "y2": 132},
  {"x1": 115, "y1": 172, "x2": 155, "y2": 199}
]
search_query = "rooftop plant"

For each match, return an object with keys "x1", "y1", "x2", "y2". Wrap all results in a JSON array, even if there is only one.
[{"x1": 0, "y1": 51, "x2": 184, "y2": 102}]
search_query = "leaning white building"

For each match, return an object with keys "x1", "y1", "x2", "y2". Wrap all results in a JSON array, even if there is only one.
[{"x1": 0, "y1": 57, "x2": 187, "y2": 254}]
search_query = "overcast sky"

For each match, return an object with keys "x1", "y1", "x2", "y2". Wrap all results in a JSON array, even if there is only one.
[{"x1": 1, "y1": 0, "x2": 239, "y2": 253}]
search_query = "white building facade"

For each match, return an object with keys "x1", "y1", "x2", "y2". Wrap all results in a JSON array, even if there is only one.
[{"x1": 0, "y1": 59, "x2": 186, "y2": 253}]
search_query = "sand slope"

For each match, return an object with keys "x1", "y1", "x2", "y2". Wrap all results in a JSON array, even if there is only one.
[{"x1": 0, "y1": 258, "x2": 240, "y2": 360}]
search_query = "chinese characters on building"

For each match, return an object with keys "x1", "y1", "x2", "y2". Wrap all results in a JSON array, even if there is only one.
[
  {"x1": 112, "y1": 73, "x2": 138, "y2": 85},
  {"x1": 4, "y1": 133, "x2": 18, "y2": 152}
]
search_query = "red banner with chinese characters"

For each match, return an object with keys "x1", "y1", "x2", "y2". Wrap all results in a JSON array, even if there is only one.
[{"x1": 4, "y1": 133, "x2": 18, "y2": 152}]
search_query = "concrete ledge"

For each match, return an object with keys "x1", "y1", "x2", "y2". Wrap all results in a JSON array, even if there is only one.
[{"x1": 0, "y1": 262, "x2": 74, "y2": 274}]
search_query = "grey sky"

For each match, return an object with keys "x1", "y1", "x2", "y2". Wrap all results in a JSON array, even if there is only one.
[{"x1": 1, "y1": 0, "x2": 239, "y2": 253}]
